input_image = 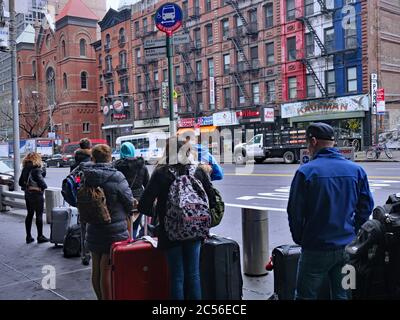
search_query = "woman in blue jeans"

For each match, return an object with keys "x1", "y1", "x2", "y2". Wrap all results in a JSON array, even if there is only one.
[{"x1": 138, "y1": 140, "x2": 216, "y2": 300}]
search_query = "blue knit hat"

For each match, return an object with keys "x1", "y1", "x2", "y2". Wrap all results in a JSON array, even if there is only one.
[{"x1": 120, "y1": 142, "x2": 135, "y2": 159}]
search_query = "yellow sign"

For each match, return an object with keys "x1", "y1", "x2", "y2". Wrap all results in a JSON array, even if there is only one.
[{"x1": 173, "y1": 90, "x2": 178, "y2": 99}]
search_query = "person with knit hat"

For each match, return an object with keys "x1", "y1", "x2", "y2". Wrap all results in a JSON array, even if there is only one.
[{"x1": 114, "y1": 142, "x2": 149, "y2": 239}]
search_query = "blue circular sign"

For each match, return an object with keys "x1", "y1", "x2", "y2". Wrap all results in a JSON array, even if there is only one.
[
  {"x1": 155, "y1": 3, "x2": 183, "y2": 35},
  {"x1": 302, "y1": 155, "x2": 310, "y2": 164}
]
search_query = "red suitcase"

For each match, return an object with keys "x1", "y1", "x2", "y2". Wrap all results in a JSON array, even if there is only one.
[{"x1": 110, "y1": 216, "x2": 170, "y2": 300}]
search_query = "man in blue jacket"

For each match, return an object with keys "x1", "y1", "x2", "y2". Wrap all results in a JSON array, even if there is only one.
[{"x1": 287, "y1": 122, "x2": 374, "y2": 300}]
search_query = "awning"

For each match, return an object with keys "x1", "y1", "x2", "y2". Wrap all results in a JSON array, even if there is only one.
[
  {"x1": 132, "y1": 126, "x2": 169, "y2": 134},
  {"x1": 102, "y1": 124, "x2": 133, "y2": 130},
  {"x1": 177, "y1": 126, "x2": 217, "y2": 135},
  {"x1": 289, "y1": 111, "x2": 366, "y2": 124}
]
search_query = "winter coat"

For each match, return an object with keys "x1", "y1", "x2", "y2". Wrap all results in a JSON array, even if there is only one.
[
  {"x1": 18, "y1": 162, "x2": 47, "y2": 193},
  {"x1": 138, "y1": 164, "x2": 217, "y2": 250},
  {"x1": 113, "y1": 157, "x2": 150, "y2": 198},
  {"x1": 79, "y1": 162, "x2": 135, "y2": 254},
  {"x1": 287, "y1": 147, "x2": 374, "y2": 251},
  {"x1": 70, "y1": 148, "x2": 91, "y2": 172}
]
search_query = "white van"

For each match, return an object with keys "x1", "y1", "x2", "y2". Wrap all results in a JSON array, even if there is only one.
[
  {"x1": 162, "y1": 5, "x2": 176, "y2": 22},
  {"x1": 115, "y1": 132, "x2": 169, "y2": 164}
]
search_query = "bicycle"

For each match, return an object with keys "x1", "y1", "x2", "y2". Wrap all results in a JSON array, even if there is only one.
[{"x1": 365, "y1": 143, "x2": 393, "y2": 160}]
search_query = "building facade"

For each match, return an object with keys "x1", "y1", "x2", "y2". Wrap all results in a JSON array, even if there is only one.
[{"x1": 17, "y1": 0, "x2": 102, "y2": 142}]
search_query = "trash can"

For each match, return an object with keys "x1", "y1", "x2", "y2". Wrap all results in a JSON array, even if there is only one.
[
  {"x1": 242, "y1": 208, "x2": 269, "y2": 276},
  {"x1": 45, "y1": 188, "x2": 63, "y2": 224}
]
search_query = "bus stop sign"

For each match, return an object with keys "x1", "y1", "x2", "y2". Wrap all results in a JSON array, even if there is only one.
[{"x1": 155, "y1": 3, "x2": 183, "y2": 35}]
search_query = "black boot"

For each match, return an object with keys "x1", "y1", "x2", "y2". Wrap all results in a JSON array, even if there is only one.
[
  {"x1": 37, "y1": 235, "x2": 49, "y2": 243},
  {"x1": 26, "y1": 236, "x2": 34, "y2": 244}
]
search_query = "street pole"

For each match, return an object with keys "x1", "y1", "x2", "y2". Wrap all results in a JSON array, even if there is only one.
[
  {"x1": 9, "y1": 0, "x2": 20, "y2": 191},
  {"x1": 166, "y1": 34, "x2": 176, "y2": 138}
]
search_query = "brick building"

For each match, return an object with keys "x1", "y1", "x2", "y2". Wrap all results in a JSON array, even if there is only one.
[{"x1": 17, "y1": 0, "x2": 102, "y2": 143}]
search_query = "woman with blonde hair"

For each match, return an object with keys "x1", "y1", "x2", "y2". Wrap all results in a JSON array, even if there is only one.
[{"x1": 18, "y1": 152, "x2": 48, "y2": 244}]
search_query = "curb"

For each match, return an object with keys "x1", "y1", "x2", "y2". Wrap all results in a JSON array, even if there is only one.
[{"x1": 355, "y1": 159, "x2": 400, "y2": 163}]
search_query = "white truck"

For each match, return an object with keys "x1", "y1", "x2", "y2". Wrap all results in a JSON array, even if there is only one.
[{"x1": 233, "y1": 129, "x2": 307, "y2": 165}]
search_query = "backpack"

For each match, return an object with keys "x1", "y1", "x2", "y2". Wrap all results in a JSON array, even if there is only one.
[
  {"x1": 164, "y1": 166, "x2": 211, "y2": 241},
  {"x1": 61, "y1": 169, "x2": 82, "y2": 207},
  {"x1": 27, "y1": 170, "x2": 41, "y2": 192},
  {"x1": 63, "y1": 224, "x2": 81, "y2": 258},
  {"x1": 210, "y1": 186, "x2": 224, "y2": 228},
  {"x1": 76, "y1": 175, "x2": 112, "y2": 225}
]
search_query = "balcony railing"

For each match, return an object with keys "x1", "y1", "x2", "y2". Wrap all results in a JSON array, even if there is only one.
[
  {"x1": 118, "y1": 38, "x2": 126, "y2": 47},
  {"x1": 116, "y1": 64, "x2": 129, "y2": 73}
]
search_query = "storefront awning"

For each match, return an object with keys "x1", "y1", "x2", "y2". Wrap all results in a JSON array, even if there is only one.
[
  {"x1": 177, "y1": 126, "x2": 217, "y2": 135},
  {"x1": 132, "y1": 126, "x2": 169, "y2": 134},
  {"x1": 102, "y1": 124, "x2": 133, "y2": 130},
  {"x1": 289, "y1": 111, "x2": 366, "y2": 124}
]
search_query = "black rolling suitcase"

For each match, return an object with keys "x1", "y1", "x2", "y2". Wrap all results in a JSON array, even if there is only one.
[
  {"x1": 200, "y1": 235, "x2": 243, "y2": 300},
  {"x1": 269, "y1": 245, "x2": 331, "y2": 300}
]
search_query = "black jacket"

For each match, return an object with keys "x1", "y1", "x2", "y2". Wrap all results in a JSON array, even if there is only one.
[
  {"x1": 138, "y1": 164, "x2": 216, "y2": 250},
  {"x1": 18, "y1": 162, "x2": 47, "y2": 192},
  {"x1": 114, "y1": 157, "x2": 149, "y2": 195},
  {"x1": 70, "y1": 149, "x2": 91, "y2": 172},
  {"x1": 80, "y1": 162, "x2": 135, "y2": 254}
]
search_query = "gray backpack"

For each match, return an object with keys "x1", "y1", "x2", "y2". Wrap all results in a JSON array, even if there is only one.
[{"x1": 165, "y1": 166, "x2": 211, "y2": 241}]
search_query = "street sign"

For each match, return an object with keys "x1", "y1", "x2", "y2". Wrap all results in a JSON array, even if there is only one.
[
  {"x1": 173, "y1": 33, "x2": 190, "y2": 45},
  {"x1": 371, "y1": 73, "x2": 378, "y2": 115},
  {"x1": 155, "y1": 3, "x2": 183, "y2": 35},
  {"x1": 300, "y1": 149, "x2": 310, "y2": 165},
  {"x1": 144, "y1": 38, "x2": 166, "y2": 49},
  {"x1": 144, "y1": 47, "x2": 167, "y2": 61},
  {"x1": 377, "y1": 88, "x2": 385, "y2": 113},
  {"x1": 162, "y1": 82, "x2": 168, "y2": 109}
]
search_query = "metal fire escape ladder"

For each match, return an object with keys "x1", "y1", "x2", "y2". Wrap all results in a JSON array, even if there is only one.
[
  {"x1": 301, "y1": 58, "x2": 327, "y2": 97},
  {"x1": 230, "y1": 37, "x2": 252, "y2": 71},
  {"x1": 299, "y1": 16, "x2": 327, "y2": 56},
  {"x1": 227, "y1": 0, "x2": 249, "y2": 30},
  {"x1": 317, "y1": 0, "x2": 333, "y2": 14},
  {"x1": 182, "y1": 84, "x2": 194, "y2": 111}
]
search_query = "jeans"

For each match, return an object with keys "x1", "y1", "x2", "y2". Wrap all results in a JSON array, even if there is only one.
[
  {"x1": 24, "y1": 191, "x2": 44, "y2": 238},
  {"x1": 296, "y1": 248, "x2": 349, "y2": 300},
  {"x1": 165, "y1": 240, "x2": 202, "y2": 300}
]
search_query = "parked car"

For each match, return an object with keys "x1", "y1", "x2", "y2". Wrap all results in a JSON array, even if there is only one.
[
  {"x1": 0, "y1": 160, "x2": 14, "y2": 191},
  {"x1": 46, "y1": 154, "x2": 69, "y2": 168}
]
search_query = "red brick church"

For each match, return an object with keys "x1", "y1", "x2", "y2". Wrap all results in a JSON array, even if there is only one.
[{"x1": 17, "y1": 0, "x2": 102, "y2": 143}]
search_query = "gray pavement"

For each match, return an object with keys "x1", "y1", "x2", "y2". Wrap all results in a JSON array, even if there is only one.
[{"x1": 1, "y1": 161, "x2": 400, "y2": 300}]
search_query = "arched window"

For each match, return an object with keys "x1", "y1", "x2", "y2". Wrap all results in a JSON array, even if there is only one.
[
  {"x1": 105, "y1": 34, "x2": 111, "y2": 48},
  {"x1": 81, "y1": 71, "x2": 88, "y2": 89},
  {"x1": 106, "y1": 55, "x2": 112, "y2": 72},
  {"x1": 119, "y1": 51, "x2": 127, "y2": 67},
  {"x1": 63, "y1": 73, "x2": 67, "y2": 90},
  {"x1": 18, "y1": 61, "x2": 21, "y2": 75},
  {"x1": 46, "y1": 67, "x2": 56, "y2": 105},
  {"x1": 62, "y1": 40, "x2": 66, "y2": 57},
  {"x1": 98, "y1": 54, "x2": 102, "y2": 67},
  {"x1": 119, "y1": 28, "x2": 126, "y2": 43},
  {"x1": 80, "y1": 39, "x2": 86, "y2": 56}
]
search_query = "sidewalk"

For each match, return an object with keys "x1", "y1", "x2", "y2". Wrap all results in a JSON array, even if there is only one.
[
  {"x1": 354, "y1": 150, "x2": 400, "y2": 162},
  {"x1": 0, "y1": 208, "x2": 291, "y2": 300}
]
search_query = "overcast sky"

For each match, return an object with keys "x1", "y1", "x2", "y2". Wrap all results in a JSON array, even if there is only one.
[{"x1": 107, "y1": 0, "x2": 120, "y2": 10}]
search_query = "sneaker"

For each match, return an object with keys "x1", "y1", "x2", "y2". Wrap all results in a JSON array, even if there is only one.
[
  {"x1": 82, "y1": 255, "x2": 91, "y2": 266},
  {"x1": 26, "y1": 236, "x2": 34, "y2": 244},
  {"x1": 37, "y1": 235, "x2": 50, "y2": 243}
]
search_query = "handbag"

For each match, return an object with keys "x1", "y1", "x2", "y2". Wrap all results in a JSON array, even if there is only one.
[
  {"x1": 27, "y1": 171, "x2": 42, "y2": 192},
  {"x1": 130, "y1": 172, "x2": 145, "y2": 200}
]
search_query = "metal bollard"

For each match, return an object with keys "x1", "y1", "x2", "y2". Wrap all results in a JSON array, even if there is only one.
[
  {"x1": 242, "y1": 208, "x2": 269, "y2": 276},
  {"x1": 45, "y1": 188, "x2": 63, "y2": 224}
]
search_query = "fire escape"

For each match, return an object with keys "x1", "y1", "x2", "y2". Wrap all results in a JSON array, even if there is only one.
[
  {"x1": 226, "y1": 0, "x2": 260, "y2": 107},
  {"x1": 137, "y1": 60, "x2": 158, "y2": 119},
  {"x1": 296, "y1": 1, "x2": 335, "y2": 97}
]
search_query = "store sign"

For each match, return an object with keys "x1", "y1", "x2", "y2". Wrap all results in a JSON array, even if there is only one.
[
  {"x1": 281, "y1": 94, "x2": 369, "y2": 118},
  {"x1": 371, "y1": 74, "x2": 378, "y2": 115},
  {"x1": 103, "y1": 105, "x2": 109, "y2": 115},
  {"x1": 162, "y1": 81, "x2": 168, "y2": 109},
  {"x1": 377, "y1": 88, "x2": 385, "y2": 113},
  {"x1": 113, "y1": 100, "x2": 124, "y2": 113},
  {"x1": 209, "y1": 77, "x2": 215, "y2": 105},
  {"x1": 134, "y1": 117, "x2": 170, "y2": 128},
  {"x1": 0, "y1": 26, "x2": 9, "y2": 49},
  {"x1": 113, "y1": 113, "x2": 127, "y2": 120},
  {"x1": 213, "y1": 111, "x2": 239, "y2": 126},
  {"x1": 178, "y1": 116, "x2": 214, "y2": 128},
  {"x1": 263, "y1": 108, "x2": 274, "y2": 123},
  {"x1": 236, "y1": 109, "x2": 261, "y2": 118}
]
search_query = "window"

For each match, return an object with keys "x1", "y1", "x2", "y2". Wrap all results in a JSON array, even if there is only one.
[
  {"x1": 196, "y1": 91, "x2": 203, "y2": 108},
  {"x1": 183, "y1": 1, "x2": 188, "y2": 18},
  {"x1": 175, "y1": 66, "x2": 180, "y2": 83},
  {"x1": 154, "y1": 71, "x2": 159, "y2": 83},
  {"x1": 347, "y1": 67, "x2": 357, "y2": 92},
  {"x1": 196, "y1": 61, "x2": 202, "y2": 81},
  {"x1": 326, "y1": 70, "x2": 335, "y2": 95},
  {"x1": 105, "y1": 34, "x2": 111, "y2": 48},
  {"x1": 288, "y1": 77, "x2": 297, "y2": 99},
  {"x1": 221, "y1": 19, "x2": 229, "y2": 39},
  {"x1": 143, "y1": 18, "x2": 148, "y2": 33},
  {"x1": 249, "y1": 9, "x2": 257, "y2": 32},
  {"x1": 81, "y1": 71, "x2": 88, "y2": 89},
  {"x1": 98, "y1": 54, "x2": 102, "y2": 67},
  {"x1": 266, "y1": 81, "x2": 276, "y2": 102},
  {"x1": 286, "y1": 0, "x2": 296, "y2": 21},
  {"x1": 324, "y1": 28, "x2": 334, "y2": 53},
  {"x1": 345, "y1": 25, "x2": 357, "y2": 49},
  {"x1": 65, "y1": 123, "x2": 69, "y2": 133},
  {"x1": 63, "y1": 73, "x2": 67, "y2": 90},
  {"x1": 194, "y1": 28, "x2": 201, "y2": 48},
  {"x1": 208, "y1": 58, "x2": 214, "y2": 77},
  {"x1": 99, "y1": 74, "x2": 103, "y2": 87},
  {"x1": 205, "y1": 0, "x2": 211, "y2": 12},
  {"x1": 135, "y1": 49, "x2": 141, "y2": 64},
  {"x1": 206, "y1": 24, "x2": 213, "y2": 45},
  {"x1": 237, "y1": 86, "x2": 245, "y2": 105},
  {"x1": 235, "y1": 15, "x2": 243, "y2": 34},
  {"x1": 265, "y1": 3, "x2": 273, "y2": 28},
  {"x1": 287, "y1": 37, "x2": 296, "y2": 61},
  {"x1": 46, "y1": 67, "x2": 56, "y2": 105},
  {"x1": 136, "y1": 76, "x2": 141, "y2": 91},
  {"x1": 80, "y1": 39, "x2": 86, "y2": 56},
  {"x1": 224, "y1": 88, "x2": 231, "y2": 108},
  {"x1": 305, "y1": 33, "x2": 315, "y2": 57},
  {"x1": 252, "y1": 83, "x2": 260, "y2": 104},
  {"x1": 120, "y1": 77, "x2": 129, "y2": 93},
  {"x1": 139, "y1": 102, "x2": 143, "y2": 112},
  {"x1": 62, "y1": 40, "x2": 66, "y2": 57},
  {"x1": 107, "y1": 81, "x2": 114, "y2": 96},
  {"x1": 106, "y1": 55, "x2": 112, "y2": 71},
  {"x1": 119, "y1": 28, "x2": 126, "y2": 43},
  {"x1": 223, "y1": 54, "x2": 230, "y2": 74},
  {"x1": 119, "y1": 51, "x2": 127, "y2": 68},
  {"x1": 134, "y1": 21, "x2": 140, "y2": 36},
  {"x1": 18, "y1": 61, "x2": 21, "y2": 74},
  {"x1": 250, "y1": 46, "x2": 259, "y2": 68},
  {"x1": 163, "y1": 69, "x2": 168, "y2": 81},
  {"x1": 82, "y1": 122, "x2": 90, "y2": 133},
  {"x1": 305, "y1": 0, "x2": 314, "y2": 16},
  {"x1": 266, "y1": 42, "x2": 274, "y2": 65},
  {"x1": 194, "y1": 0, "x2": 200, "y2": 15},
  {"x1": 307, "y1": 75, "x2": 316, "y2": 98}
]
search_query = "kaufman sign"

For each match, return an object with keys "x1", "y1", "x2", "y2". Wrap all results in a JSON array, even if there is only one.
[{"x1": 281, "y1": 94, "x2": 369, "y2": 119}]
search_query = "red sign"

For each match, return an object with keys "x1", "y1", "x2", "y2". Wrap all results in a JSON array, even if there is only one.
[
  {"x1": 236, "y1": 110, "x2": 260, "y2": 118},
  {"x1": 113, "y1": 113, "x2": 127, "y2": 120},
  {"x1": 377, "y1": 88, "x2": 385, "y2": 113}
]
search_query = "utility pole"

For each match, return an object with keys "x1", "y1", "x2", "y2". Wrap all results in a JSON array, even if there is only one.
[{"x1": 9, "y1": 0, "x2": 20, "y2": 191}]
